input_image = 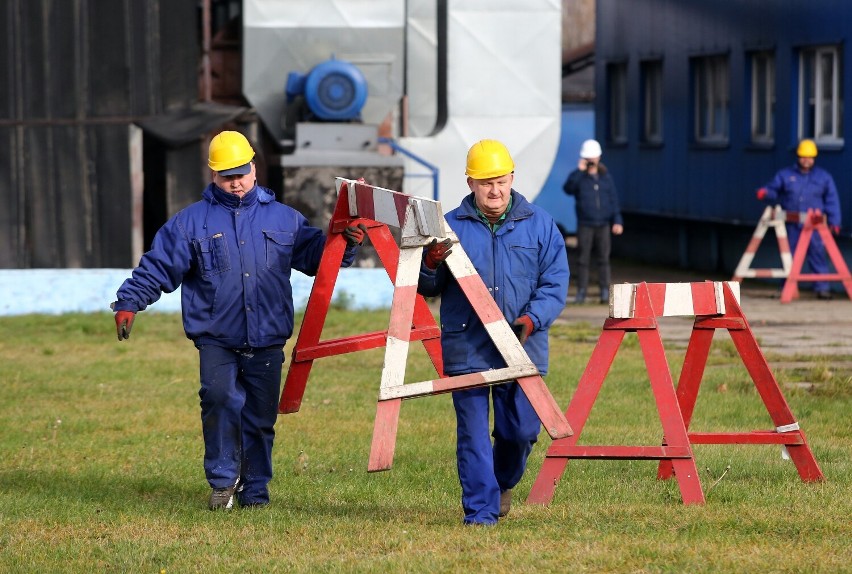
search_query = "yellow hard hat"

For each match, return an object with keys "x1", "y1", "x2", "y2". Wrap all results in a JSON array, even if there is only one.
[
  {"x1": 796, "y1": 139, "x2": 818, "y2": 158},
  {"x1": 208, "y1": 131, "x2": 256, "y2": 172},
  {"x1": 465, "y1": 139, "x2": 515, "y2": 179}
]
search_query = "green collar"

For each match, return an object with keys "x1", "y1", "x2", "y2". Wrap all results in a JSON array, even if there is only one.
[{"x1": 475, "y1": 196, "x2": 513, "y2": 232}]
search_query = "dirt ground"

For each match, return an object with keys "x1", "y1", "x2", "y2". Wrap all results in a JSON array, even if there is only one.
[{"x1": 559, "y1": 260, "x2": 852, "y2": 372}]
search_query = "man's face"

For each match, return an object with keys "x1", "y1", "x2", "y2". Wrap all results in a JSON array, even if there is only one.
[
  {"x1": 468, "y1": 173, "x2": 514, "y2": 219},
  {"x1": 213, "y1": 163, "x2": 256, "y2": 198},
  {"x1": 797, "y1": 156, "x2": 815, "y2": 173}
]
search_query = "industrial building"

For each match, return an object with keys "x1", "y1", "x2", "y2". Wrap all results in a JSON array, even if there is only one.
[
  {"x1": 4, "y1": 0, "x2": 850, "y2": 282},
  {"x1": 593, "y1": 0, "x2": 852, "y2": 274}
]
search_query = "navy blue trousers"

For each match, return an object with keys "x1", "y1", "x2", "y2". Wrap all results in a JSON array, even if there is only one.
[
  {"x1": 452, "y1": 382, "x2": 541, "y2": 525},
  {"x1": 198, "y1": 345, "x2": 283, "y2": 505},
  {"x1": 787, "y1": 223, "x2": 830, "y2": 293},
  {"x1": 576, "y1": 224, "x2": 612, "y2": 292}
]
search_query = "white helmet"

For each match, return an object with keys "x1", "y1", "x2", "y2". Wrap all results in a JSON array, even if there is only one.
[{"x1": 579, "y1": 139, "x2": 602, "y2": 159}]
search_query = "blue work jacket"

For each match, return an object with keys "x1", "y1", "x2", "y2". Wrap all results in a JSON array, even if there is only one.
[
  {"x1": 417, "y1": 191, "x2": 569, "y2": 376},
  {"x1": 113, "y1": 183, "x2": 355, "y2": 348},
  {"x1": 563, "y1": 164, "x2": 623, "y2": 227},
  {"x1": 762, "y1": 164, "x2": 842, "y2": 227}
]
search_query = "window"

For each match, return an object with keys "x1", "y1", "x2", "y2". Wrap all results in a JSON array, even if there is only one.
[
  {"x1": 750, "y1": 51, "x2": 775, "y2": 144},
  {"x1": 607, "y1": 62, "x2": 628, "y2": 143},
  {"x1": 641, "y1": 60, "x2": 663, "y2": 143},
  {"x1": 799, "y1": 45, "x2": 843, "y2": 144},
  {"x1": 693, "y1": 55, "x2": 730, "y2": 144}
]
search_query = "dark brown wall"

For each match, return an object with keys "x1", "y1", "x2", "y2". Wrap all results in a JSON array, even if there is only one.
[{"x1": 0, "y1": 0, "x2": 201, "y2": 268}]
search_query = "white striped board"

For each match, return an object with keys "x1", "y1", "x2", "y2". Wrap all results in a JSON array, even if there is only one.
[{"x1": 610, "y1": 281, "x2": 741, "y2": 319}]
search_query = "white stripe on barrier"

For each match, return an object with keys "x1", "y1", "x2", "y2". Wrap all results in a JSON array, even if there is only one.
[
  {"x1": 611, "y1": 281, "x2": 740, "y2": 319},
  {"x1": 380, "y1": 336, "x2": 411, "y2": 389}
]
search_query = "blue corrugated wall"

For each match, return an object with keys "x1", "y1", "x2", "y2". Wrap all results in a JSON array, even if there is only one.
[{"x1": 595, "y1": 0, "x2": 852, "y2": 275}]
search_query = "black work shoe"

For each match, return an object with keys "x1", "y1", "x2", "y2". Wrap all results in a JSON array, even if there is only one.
[
  {"x1": 816, "y1": 291, "x2": 833, "y2": 300},
  {"x1": 499, "y1": 489, "x2": 512, "y2": 517},
  {"x1": 209, "y1": 482, "x2": 239, "y2": 511}
]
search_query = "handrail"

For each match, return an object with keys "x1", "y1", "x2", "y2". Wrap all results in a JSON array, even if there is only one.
[{"x1": 378, "y1": 137, "x2": 439, "y2": 201}]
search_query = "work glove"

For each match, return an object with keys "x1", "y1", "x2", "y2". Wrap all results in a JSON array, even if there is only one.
[
  {"x1": 342, "y1": 223, "x2": 368, "y2": 247},
  {"x1": 511, "y1": 315, "x2": 534, "y2": 345},
  {"x1": 115, "y1": 310, "x2": 136, "y2": 341},
  {"x1": 424, "y1": 238, "x2": 453, "y2": 269},
  {"x1": 756, "y1": 187, "x2": 768, "y2": 200}
]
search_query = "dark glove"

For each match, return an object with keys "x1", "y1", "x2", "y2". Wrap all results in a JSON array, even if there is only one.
[
  {"x1": 756, "y1": 187, "x2": 768, "y2": 200},
  {"x1": 831, "y1": 225, "x2": 841, "y2": 236},
  {"x1": 115, "y1": 311, "x2": 136, "y2": 341},
  {"x1": 342, "y1": 223, "x2": 368, "y2": 247},
  {"x1": 511, "y1": 315, "x2": 534, "y2": 345},
  {"x1": 424, "y1": 238, "x2": 453, "y2": 269}
]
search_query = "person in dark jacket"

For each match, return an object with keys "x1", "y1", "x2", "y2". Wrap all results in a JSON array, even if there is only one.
[
  {"x1": 418, "y1": 139, "x2": 569, "y2": 526},
  {"x1": 756, "y1": 138, "x2": 842, "y2": 299},
  {"x1": 563, "y1": 139, "x2": 623, "y2": 304},
  {"x1": 112, "y1": 131, "x2": 366, "y2": 510}
]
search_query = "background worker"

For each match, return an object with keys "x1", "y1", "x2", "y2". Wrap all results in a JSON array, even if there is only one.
[
  {"x1": 562, "y1": 138, "x2": 623, "y2": 304},
  {"x1": 418, "y1": 139, "x2": 569, "y2": 526},
  {"x1": 112, "y1": 130, "x2": 366, "y2": 510},
  {"x1": 757, "y1": 138, "x2": 842, "y2": 300}
]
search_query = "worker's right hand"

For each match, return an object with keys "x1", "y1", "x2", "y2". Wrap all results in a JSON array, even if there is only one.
[
  {"x1": 342, "y1": 223, "x2": 368, "y2": 247},
  {"x1": 756, "y1": 187, "x2": 768, "y2": 200},
  {"x1": 424, "y1": 238, "x2": 453, "y2": 269},
  {"x1": 115, "y1": 311, "x2": 136, "y2": 341}
]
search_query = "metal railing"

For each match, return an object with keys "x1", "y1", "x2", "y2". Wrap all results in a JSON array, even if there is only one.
[{"x1": 378, "y1": 137, "x2": 439, "y2": 201}]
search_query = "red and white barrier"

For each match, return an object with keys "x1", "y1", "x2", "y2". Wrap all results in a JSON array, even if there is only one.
[
  {"x1": 779, "y1": 208, "x2": 852, "y2": 303},
  {"x1": 527, "y1": 281, "x2": 824, "y2": 507},
  {"x1": 732, "y1": 206, "x2": 792, "y2": 280},
  {"x1": 279, "y1": 178, "x2": 572, "y2": 474}
]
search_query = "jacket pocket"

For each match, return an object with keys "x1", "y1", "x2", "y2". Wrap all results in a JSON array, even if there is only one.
[
  {"x1": 193, "y1": 233, "x2": 231, "y2": 278},
  {"x1": 264, "y1": 230, "x2": 295, "y2": 272},
  {"x1": 440, "y1": 307, "x2": 473, "y2": 367},
  {"x1": 509, "y1": 244, "x2": 538, "y2": 279}
]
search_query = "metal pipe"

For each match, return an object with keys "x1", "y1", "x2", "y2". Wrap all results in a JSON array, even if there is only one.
[{"x1": 201, "y1": 0, "x2": 212, "y2": 102}]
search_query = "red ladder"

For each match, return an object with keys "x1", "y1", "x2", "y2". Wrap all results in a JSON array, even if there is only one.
[{"x1": 278, "y1": 178, "x2": 572, "y2": 472}]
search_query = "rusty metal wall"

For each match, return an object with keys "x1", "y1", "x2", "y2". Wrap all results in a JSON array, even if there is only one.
[{"x1": 0, "y1": 0, "x2": 201, "y2": 268}]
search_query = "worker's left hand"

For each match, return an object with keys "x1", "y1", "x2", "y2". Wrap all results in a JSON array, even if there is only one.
[
  {"x1": 612, "y1": 223, "x2": 624, "y2": 236},
  {"x1": 831, "y1": 225, "x2": 841, "y2": 236},
  {"x1": 511, "y1": 315, "x2": 534, "y2": 344},
  {"x1": 342, "y1": 223, "x2": 368, "y2": 247},
  {"x1": 424, "y1": 238, "x2": 453, "y2": 269},
  {"x1": 115, "y1": 311, "x2": 136, "y2": 341}
]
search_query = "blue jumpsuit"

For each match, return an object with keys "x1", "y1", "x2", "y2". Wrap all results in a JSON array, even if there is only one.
[
  {"x1": 418, "y1": 191, "x2": 569, "y2": 524},
  {"x1": 114, "y1": 183, "x2": 355, "y2": 505},
  {"x1": 761, "y1": 164, "x2": 841, "y2": 293}
]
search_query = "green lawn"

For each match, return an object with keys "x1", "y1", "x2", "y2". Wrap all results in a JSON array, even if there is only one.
[{"x1": 0, "y1": 310, "x2": 849, "y2": 573}]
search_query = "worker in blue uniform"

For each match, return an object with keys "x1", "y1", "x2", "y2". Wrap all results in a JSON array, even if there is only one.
[
  {"x1": 112, "y1": 131, "x2": 367, "y2": 510},
  {"x1": 418, "y1": 139, "x2": 569, "y2": 525},
  {"x1": 757, "y1": 138, "x2": 842, "y2": 299}
]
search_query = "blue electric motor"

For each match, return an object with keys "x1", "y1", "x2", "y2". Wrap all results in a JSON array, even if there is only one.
[{"x1": 285, "y1": 58, "x2": 368, "y2": 121}]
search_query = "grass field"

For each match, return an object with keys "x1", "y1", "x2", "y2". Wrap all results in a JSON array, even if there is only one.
[{"x1": 0, "y1": 310, "x2": 849, "y2": 573}]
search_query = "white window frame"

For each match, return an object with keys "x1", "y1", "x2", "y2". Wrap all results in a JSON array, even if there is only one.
[
  {"x1": 750, "y1": 51, "x2": 775, "y2": 144},
  {"x1": 641, "y1": 60, "x2": 663, "y2": 143},
  {"x1": 798, "y1": 45, "x2": 843, "y2": 144},
  {"x1": 694, "y1": 55, "x2": 730, "y2": 144}
]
